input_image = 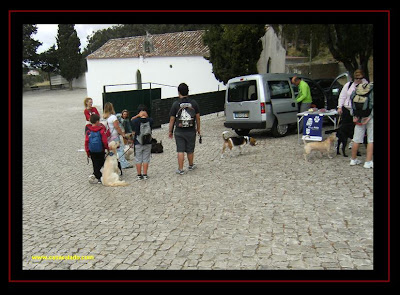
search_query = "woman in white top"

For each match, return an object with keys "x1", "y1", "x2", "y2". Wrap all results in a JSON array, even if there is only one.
[{"x1": 103, "y1": 102, "x2": 133, "y2": 169}]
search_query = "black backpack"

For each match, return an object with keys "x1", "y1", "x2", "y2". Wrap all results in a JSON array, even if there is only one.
[{"x1": 176, "y1": 101, "x2": 196, "y2": 128}]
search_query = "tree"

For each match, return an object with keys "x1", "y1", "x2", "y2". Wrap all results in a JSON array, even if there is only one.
[
  {"x1": 56, "y1": 24, "x2": 82, "y2": 90},
  {"x1": 203, "y1": 24, "x2": 266, "y2": 84},
  {"x1": 22, "y1": 24, "x2": 42, "y2": 71},
  {"x1": 325, "y1": 24, "x2": 373, "y2": 80},
  {"x1": 38, "y1": 45, "x2": 60, "y2": 90}
]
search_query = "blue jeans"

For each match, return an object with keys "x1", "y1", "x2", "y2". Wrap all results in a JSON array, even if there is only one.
[{"x1": 110, "y1": 137, "x2": 131, "y2": 168}]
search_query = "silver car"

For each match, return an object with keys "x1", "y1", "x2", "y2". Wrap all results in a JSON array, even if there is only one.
[{"x1": 224, "y1": 74, "x2": 303, "y2": 137}]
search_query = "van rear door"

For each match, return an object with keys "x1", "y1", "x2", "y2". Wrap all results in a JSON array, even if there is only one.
[
  {"x1": 225, "y1": 79, "x2": 262, "y2": 125},
  {"x1": 267, "y1": 79, "x2": 298, "y2": 125}
]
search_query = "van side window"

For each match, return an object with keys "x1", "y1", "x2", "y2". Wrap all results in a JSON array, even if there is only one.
[
  {"x1": 268, "y1": 81, "x2": 292, "y2": 99},
  {"x1": 227, "y1": 80, "x2": 258, "y2": 102}
]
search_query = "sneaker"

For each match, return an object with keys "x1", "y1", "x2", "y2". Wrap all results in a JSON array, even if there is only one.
[
  {"x1": 363, "y1": 161, "x2": 373, "y2": 169},
  {"x1": 142, "y1": 174, "x2": 149, "y2": 180},
  {"x1": 97, "y1": 179, "x2": 102, "y2": 184},
  {"x1": 123, "y1": 165, "x2": 134, "y2": 169},
  {"x1": 136, "y1": 174, "x2": 143, "y2": 180},
  {"x1": 88, "y1": 174, "x2": 97, "y2": 184},
  {"x1": 176, "y1": 169, "x2": 185, "y2": 175},
  {"x1": 188, "y1": 164, "x2": 197, "y2": 171},
  {"x1": 350, "y1": 158, "x2": 362, "y2": 166}
]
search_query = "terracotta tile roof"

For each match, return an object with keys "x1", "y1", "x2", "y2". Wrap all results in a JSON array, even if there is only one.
[{"x1": 87, "y1": 30, "x2": 209, "y2": 59}]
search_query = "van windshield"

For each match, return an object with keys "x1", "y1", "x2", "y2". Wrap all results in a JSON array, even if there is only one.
[{"x1": 227, "y1": 80, "x2": 257, "y2": 102}]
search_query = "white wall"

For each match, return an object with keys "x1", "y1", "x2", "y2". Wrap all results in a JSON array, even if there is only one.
[
  {"x1": 86, "y1": 55, "x2": 226, "y2": 107},
  {"x1": 257, "y1": 26, "x2": 286, "y2": 74},
  {"x1": 72, "y1": 73, "x2": 87, "y2": 89}
]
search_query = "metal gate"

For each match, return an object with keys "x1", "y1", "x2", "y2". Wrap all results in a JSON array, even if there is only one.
[
  {"x1": 102, "y1": 83, "x2": 161, "y2": 118},
  {"x1": 103, "y1": 83, "x2": 226, "y2": 129}
]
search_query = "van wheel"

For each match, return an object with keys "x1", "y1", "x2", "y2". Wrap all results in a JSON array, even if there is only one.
[
  {"x1": 234, "y1": 129, "x2": 250, "y2": 136},
  {"x1": 271, "y1": 120, "x2": 288, "y2": 137}
]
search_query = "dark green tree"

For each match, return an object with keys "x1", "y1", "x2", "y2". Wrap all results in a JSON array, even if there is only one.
[
  {"x1": 38, "y1": 45, "x2": 60, "y2": 89},
  {"x1": 325, "y1": 24, "x2": 373, "y2": 80},
  {"x1": 22, "y1": 24, "x2": 42, "y2": 71},
  {"x1": 203, "y1": 24, "x2": 266, "y2": 84},
  {"x1": 56, "y1": 24, "x2": 82, "y2": 90}
]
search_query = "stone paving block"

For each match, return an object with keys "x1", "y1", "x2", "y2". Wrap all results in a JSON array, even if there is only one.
[{"x1": 22, "y1": 89, "x2": 374, "y2": 271}]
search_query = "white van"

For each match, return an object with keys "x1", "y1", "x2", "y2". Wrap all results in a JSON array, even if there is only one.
[{"x1": 224, "y1": 74, "x2": 301, "y2": 137}]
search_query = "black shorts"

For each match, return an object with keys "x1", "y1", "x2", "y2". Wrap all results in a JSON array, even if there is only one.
[{"x1": 174, "y1": 130, "x2": 196, "y2": 153}]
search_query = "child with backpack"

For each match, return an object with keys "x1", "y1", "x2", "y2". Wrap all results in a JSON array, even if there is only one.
[
  {"x1": 85, "y1": 113, "x2": 109, "y2": 183},
  {"x1": 131, "y1": 105, "x2": 154, "y2": 180}
]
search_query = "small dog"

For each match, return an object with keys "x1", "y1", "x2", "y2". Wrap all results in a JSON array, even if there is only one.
[
  {"x1": 325, "y1": 126, "x2": 365, "y2": 157},
  {"x1": 325, "y1": 121, "x2": 356, "y2": 157},
  {"x1": 221, "y1": 131, "x2": 257, "y2": 158},
  {"x1": 303, "y1": 133, "x2": 337, "y2": 162},
  {"x1": 101, "y1": 141, "x2": 129, "y2": 187}
]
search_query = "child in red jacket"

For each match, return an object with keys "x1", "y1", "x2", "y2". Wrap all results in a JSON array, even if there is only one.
[{"x1": 85, "y1": 114, "x2": 109, "y2": 184}]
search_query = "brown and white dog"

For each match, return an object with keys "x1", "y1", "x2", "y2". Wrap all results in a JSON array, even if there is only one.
[
  {"x1": 303, "y1": 133, "x2": 337, "y2": 162},
  {"x1": 221, "y1": 131, "x2": 257, "y2": 158},
  {"x1": 101, "y1": 141, "x2": 129, "y2": 187}
]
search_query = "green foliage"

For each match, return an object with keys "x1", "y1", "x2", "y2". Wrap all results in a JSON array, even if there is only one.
[
  {"x1": 325, "y1": 24, "x2": 373, "y2": 80},
  {"x1": 56, "y1": 24, "x2": 82, "y2": 88},
  {"x1": 38, "y1": 45, "x2": 59, "y2": 74},
  {"x1": 203, "y1": 24, "x2": 265, "y2": 84},
  {"x1": 272, "y1": 24, "x2": 373, "y2": 80},
  {"x1": 22, "y1": 24, "x2": 42, "y2": 69}
]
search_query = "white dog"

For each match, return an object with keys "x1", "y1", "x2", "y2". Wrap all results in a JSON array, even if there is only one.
[{"x1": 101, "y1": 141, "x2": 129, "y2": 187}]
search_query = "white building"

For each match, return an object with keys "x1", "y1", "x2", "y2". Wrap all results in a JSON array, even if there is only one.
[
  {"x1": 86, "y1": 30, "x2": 226, "y2": 106},
  {"x1": 86, "y1": 28, "x2": 286, "y2": 107},
  {"x1": 257, "y1": 25, "x2": 286, "y2": 74}
]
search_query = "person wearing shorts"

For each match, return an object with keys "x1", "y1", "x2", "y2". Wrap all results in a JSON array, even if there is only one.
[
  {"x1": 350, "y1": 74, "x2": 373, "y2": 169},
  {"x1": 134, "y1": 143, "x2": 152, "y2": 180},
  {"x1": 350, "y1": 117, "x2": 373, "y2": 168},
  {"x1": 168, "y1": 83, "x2": 201, "y2": 175},
  {"x1": 131, "y1": 105, "x2": 153, "y2": 180}
]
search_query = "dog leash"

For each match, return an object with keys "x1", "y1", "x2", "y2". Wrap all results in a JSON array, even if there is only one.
[
  {"x1": 337, "y1": 114, "x2": 342, "y2": 127},
  {"x1": 118, "y1": 143, "x2": 134, "y2": 160},
  {"x1": 103, "y1": 143, "x2": 134, "y2": 161}
]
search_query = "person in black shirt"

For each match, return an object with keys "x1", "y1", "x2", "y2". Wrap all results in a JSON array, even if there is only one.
[{"x1": 168, "y1": 83, "x2": 201, "y2": 175}]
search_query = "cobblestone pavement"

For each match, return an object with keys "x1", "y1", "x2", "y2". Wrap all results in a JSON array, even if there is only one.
[{"x1": 22, "y1": 89, "x2": 373, "y2": 271}]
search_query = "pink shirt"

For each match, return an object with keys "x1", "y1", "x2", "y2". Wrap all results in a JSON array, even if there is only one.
[{"x1": 338, "y1": 78, "x2": 368, "y2": 109}]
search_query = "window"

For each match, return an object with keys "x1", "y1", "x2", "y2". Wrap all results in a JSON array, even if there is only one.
[
  {"x1": 227, "y1": 80, "x2": 258, "y2": 102},
  {"x1": 267, "y1": 81, "x2": 292, "y2": 99},
  {"x1": 305, "y1": 79, "x2": 325, "y2": 109}
]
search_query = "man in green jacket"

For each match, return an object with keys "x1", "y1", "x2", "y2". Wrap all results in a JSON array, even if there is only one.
[{"x1": 292, "y1": 76, "x2": 312, "y2": 113}]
